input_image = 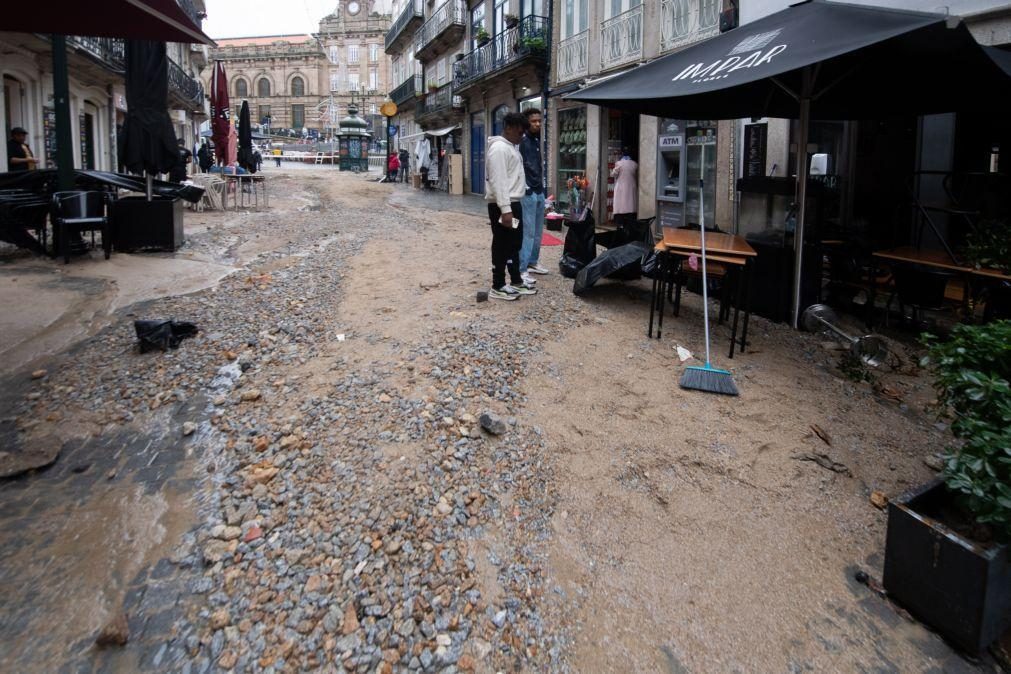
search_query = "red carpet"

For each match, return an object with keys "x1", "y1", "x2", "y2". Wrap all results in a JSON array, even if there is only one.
[{"x1": 541, "y1": 231, "x2": 563, "y2": 246}]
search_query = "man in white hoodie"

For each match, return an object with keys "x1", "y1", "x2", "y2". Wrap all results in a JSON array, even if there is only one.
[{"x1": 485, "y1": 112, "x2": 537, "y2": 301}]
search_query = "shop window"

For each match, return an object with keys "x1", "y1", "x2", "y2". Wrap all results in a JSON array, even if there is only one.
[{"x1": 556, "y1": 106, "x2": 587, "y2": 212}]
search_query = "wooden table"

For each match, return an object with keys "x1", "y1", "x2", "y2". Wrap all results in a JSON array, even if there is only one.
[
  {"x1": 870, "y1": 246, "x2": 1011, "y2": 324},
  {"x1": 649, "y1": 229, "x2": 758, "y2": 358}
]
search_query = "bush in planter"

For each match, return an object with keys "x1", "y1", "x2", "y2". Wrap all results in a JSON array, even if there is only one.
[
  {"x1": 923, "y1": 319, "x2": 1011, "y2": 541},
  {"x1": 962, "y1": 218, "x2": 1011, "y2": 274},
  {"x1": 520, "y1": 36, "x2": 546, "y2": 52}
]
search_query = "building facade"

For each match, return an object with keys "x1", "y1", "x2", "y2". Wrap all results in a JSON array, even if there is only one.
[
  {"x1": 205, "y1": 1, "x2": 392, "y2": 140},
  {"x1": 0, "y1": 0, "x2": 209, "y2": 173}
]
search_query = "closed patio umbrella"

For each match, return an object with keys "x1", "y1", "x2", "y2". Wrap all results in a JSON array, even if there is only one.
[
  {"x1": 567, "y1": 0, "x2": 1011, "y2": 327},
  {"x1": 119, "y1": 39, "x2": 179, "y2": 199},
  {"x1": 210, "y1": 61, "x2": 231, "y2": 167},
  {"x1": 238, "y1": 100, "x2": 256, "y2": 173}
]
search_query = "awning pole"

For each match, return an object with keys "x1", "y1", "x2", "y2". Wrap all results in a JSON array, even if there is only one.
[
  {"x1": 791, "y1": 87, "x2": 812, "y2": 329},
  {"x1": 51, "y1": 35, "x2": 75, "y2": 191}
]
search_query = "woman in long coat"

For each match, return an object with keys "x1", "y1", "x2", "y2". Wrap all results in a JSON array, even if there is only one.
[{"x1": 610, "y1": 147, "x2": 638, "y2": 228}]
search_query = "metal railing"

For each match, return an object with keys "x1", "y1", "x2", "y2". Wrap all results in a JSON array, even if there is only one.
[
  {"x1": 415, "y1": 85, "x2": 460, "y2": 118},
  {"x1": 67, "y1": 36, "x2": 125, "y2": 71},
  {"x1": 600, "y1": 4, "x2": 643, "y2": 71},
  {"x1": 556, "y1": 30, "x2": 588, "y2": 83},
  {"x1": 168, "y1": 58, "x2": 205, "y2": 107},
  {"x1": 390, "y1": 74, "x2": 423, "y2": 106},
  {"x1": 453, "y1": 15, "x2": 548, "y2": 90},
  {"x1": 177, "y1": 0, "x2": 203, "y2": 27},
  {"x1": 415, "y1": 0, "x2": 465, "y2": 57},
  {"x1": 660, "y1": 0, "x2": 720, "y2": 53},
  {"x1": 385, "y1": 0, "x2": 423, "y2": 52}
]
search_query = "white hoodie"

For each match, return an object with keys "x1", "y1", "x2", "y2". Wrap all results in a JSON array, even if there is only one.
[{"x1": 484, "y1": 135, "x2": 525, "y2": 214}]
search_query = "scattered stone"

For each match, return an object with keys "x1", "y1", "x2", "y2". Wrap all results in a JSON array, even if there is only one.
[
  {"x1": 923, "y1": 453, "x2": 945, "y2": 471},
  {"x1": 31, "y1": 369, "x2": 47, "y2": 379},
  {"x1": 95, "y1": 613, "x2": 129, "y2": 647},
  {"x1": 210, "y1": 609, "x2": 231, "y2": 630},
  {"x1": 217, "y1": 650, "x2": 238, "y2": 669},
  {"x1": 182, "y1": 421, "x2": 197, "y2": 436},
  {"x1": 870, "y1": 491, "x2": 888, "y2": 509},
  {"x1": 240, "y1": 389, "x2": 262, "y2": 402},
  {"x1": 479, "y1": 411, "x2": 507, "y2": 435},
  {"x1": 341, "y1": 603, "x2": 359, "y2": 635}
]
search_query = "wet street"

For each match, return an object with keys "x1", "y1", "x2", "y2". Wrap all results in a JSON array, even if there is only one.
[{"x1": 0, "y1": 168, "x2": 1003, "y2": 672}]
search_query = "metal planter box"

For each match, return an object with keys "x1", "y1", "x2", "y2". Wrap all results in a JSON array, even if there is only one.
[
  {"x1": 883, "y1": 478, "x2": 1011, "y2": 654},
  {"x1": 112, "y1": 196, "x2": 184, "y2": 252}
]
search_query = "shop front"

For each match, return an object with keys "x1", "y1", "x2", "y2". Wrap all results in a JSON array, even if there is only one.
[{"x1": 555, "y1": 103, "x2": 586, "y2": 213}]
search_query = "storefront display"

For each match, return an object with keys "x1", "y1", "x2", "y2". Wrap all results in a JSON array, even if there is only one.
[
  {"x1": 605, "y1": 110, "x2": 639, "y2": 224},
  {"x1": 556, "y1": 106, "x2": 586, "y2": 212}
]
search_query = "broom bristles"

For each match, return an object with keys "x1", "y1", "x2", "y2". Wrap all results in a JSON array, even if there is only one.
[{"x1": 679, "y1": 365, "x2": 739, "y2": 396}]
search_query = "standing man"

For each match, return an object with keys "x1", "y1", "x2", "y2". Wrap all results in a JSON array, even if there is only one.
[
  {"x1": 519, "y1": 108, "x2": 549, "y2": 286},
  {"x1": 399, "y1": 147, "x2": 410, "y2": 183},
  {"x1": 485, "y1": 112, "x2": 537, "y2": 301},
  {"x1": 6, "y1": 127, "x2": 37, "y2": 171}
]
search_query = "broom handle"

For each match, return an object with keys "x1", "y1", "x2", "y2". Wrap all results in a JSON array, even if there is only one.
[{"x1": 699, "y1": 143, "x2": 711, "y2": 366}]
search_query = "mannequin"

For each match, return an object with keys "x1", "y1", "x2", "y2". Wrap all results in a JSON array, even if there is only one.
[{"x1": 415, "y1": 136, "x2": 432, "y2": 188}]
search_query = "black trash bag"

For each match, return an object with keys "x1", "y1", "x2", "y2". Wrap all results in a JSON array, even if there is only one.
[
  {"x1": 134, "y1": 319, "x2": 199, "y2": 353},
  {"x1": 573, "y1": 241, "x2": 649, "y2": 296},
  {"x1": 641, "y1": 247, "x2": 661, "y2": 278},
  {"x1": 560, "y1": 212, "x2": 596, "y2": 278}
]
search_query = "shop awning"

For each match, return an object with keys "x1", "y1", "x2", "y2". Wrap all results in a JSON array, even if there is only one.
[
  {"x1": 424, "y1": 124, "x2": 460, "y2": 137},
  {"x1": 565, "y1": 0, "x2": 1011, "y2": 329}
]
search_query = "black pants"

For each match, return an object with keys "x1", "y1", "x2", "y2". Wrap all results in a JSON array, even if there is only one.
[{"x1": 489, "y1": 202, "x2": 523, "y2": 289}]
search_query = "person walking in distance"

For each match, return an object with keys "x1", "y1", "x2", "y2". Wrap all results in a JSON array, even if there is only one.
[
  {"x1": 485, "y1": 112, "x2": 537, "y2": 301},
  {"x1": 519, "y1": 107, "x2": 549, "y2": 286},
  {"x1": 6, "y1": 127, "x2": 37, "y2": 171}
]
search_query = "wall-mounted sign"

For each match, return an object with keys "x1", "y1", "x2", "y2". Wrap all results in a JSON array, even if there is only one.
[{"x1": 658, "y1": 135, "x2": 683, "y2": 148}]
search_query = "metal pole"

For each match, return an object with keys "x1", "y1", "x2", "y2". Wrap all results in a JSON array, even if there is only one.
[
  {"x1": 790, "y1": 72, "x2": 813, "y2": 329},
  {"x1": 51, "y1": 35, "x2": 75, "y2": 191}
]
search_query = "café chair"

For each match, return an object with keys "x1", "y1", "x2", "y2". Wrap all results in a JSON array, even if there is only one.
[
  {"x1": 889, "y1": 264, "x2": 955, "y2": 327},
  {"x1": 51, "y1": 191, "x2": 111, "y2": 264}
]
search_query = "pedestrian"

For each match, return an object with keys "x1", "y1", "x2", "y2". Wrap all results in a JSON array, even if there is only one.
[
  {"x1": 387, "y1": 152, "x2": 400, "y2": 181},
  {"x1": 6, "y1": 127, "x2": 37, "y2": 171},
  {"x1": 519, "y1": 107, "x2": 549, "y2": 286},
  {"x1": 399, "y1": 148, "x2": 409, "y2": 183},
  {"x1": 170, "y1": 138, "x2": 192, "y2": 183},
  {"x1": 253, "y1": 149, "x2": 262, "y2": 172},
  {"x1": 197, "y1": 141, "x2": 212, "y2": 173},
  {"x1": 274, "y1": 151, "x2": 281, "y2": 168},
  {"x1": 611, "y1": 146, "x2": 638, "y2": 233},
  {"x1": 485, "y1": 112, "x2": 537, "y2": 301}
]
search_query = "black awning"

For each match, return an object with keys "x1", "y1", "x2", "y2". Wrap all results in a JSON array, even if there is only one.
[{"x1": 566, "y1": 0, "x2": 1011, "y2": 120}]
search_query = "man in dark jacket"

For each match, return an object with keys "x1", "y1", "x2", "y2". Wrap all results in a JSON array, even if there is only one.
[{"x1": 519, "y1": 107, "x2": 548, "y2": 286}]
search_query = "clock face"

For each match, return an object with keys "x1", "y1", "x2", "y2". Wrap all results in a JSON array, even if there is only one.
[{"x1": 347, "y1": 1, "x2": 360, "y2": 15}]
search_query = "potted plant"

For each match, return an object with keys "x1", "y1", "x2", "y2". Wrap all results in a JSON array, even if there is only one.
[
  {"x1": 504, "y1": 13, "x2": 519, "y2": 28},
  {"x1": 882, "y1": 320, "x2": 1011, "y2": 654},
  {"x1": 475, "y1": 26, "x2": 490, "y2": 46},
  {"x1": 520, "y1": 35, "x2": 546, "y2": 52}
]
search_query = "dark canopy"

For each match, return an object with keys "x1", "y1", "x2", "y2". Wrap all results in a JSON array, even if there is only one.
[
  {"x1": 567, "y1": 0, "x2": 1011, "y2": 120},
  {"x1": 0, "y1": 0, "x2": 215, "y2": 45},
  {"x1": 120, "y1": 40, "x2": 179, "y2": 176},
  {"x1": 238, "y1": 101, "x2": 256, "y2": 173}
]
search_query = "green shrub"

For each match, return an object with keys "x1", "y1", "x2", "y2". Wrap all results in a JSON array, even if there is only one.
[
  {"x1": 962, "y1": 219, "x2": 1011, "y2": 273},
  {"x1": 923, "y1": 320, "x2": 1011, "y2": 541}
]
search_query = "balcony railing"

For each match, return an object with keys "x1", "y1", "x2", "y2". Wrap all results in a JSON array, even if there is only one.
[
  {"x1": 415, "y1": 85, "x2": 460, "y2": 119},
  {"x1": 415, "y1": 0, "x2": 465, "y2": 61},
  {"x1": 168, "y1": 58, "x2": 205, "y2": 108},
  {"x1": 177, "y1": 0, "x2": 204, "y2": 27},
  {"x1": 556, "y1": 30, "x2": 588, "y2": 83},
  {"x1": 390, "y1": 74, "x2": 423, "y2": 106},
  {"x1": 600, "y1": 4, "x2": 643, "y2": 71},
  {"x1": 660, "y1": 0, "x2": 720, "y2": 53},
  {"x1": 453, "y1": 15, "x2": 548, "y2": 91},
  {"x1": 67, "y1": 36, "x2": 125, "y2": 72},
  {"x1": 385, "y1": 0, "x2": 424, "y2": 53}
]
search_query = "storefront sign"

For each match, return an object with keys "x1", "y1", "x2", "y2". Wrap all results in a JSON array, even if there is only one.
[{"x1": 658, "y1": 135, "x2": 683, "y2": 148}]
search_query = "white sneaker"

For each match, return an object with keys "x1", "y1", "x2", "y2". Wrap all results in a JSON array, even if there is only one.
[
  {"x1": 489, "y1": 286, "x2": 519, "y2": 301},
  {"x1": 507, "y1": 283, "x2": 537, "y2": 296},
  {"x1": 527, "y1": 264, "x2": 549, "y2": 275},
  {"x1": 521, "y1": 272, "x2": 537, "y2": 286}
]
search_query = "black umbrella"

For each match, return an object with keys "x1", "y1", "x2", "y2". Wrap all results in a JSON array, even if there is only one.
[
  {"x1": 568, "y1": 0, "x2": 1011, "y2": 327},
  {"x1": 237, "y1": 101, "x2": 256, "y2": 174},
  {"x1": 119, "y1": 40, "x2": 180, "y2": 200}
]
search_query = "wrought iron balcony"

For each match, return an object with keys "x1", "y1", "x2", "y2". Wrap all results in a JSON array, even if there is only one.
[
  {"x1": 390, "y1": 74, "x2": 423, "y2": 107},
  {"x1": 661, "y1": 0, "x2": 720, "y2": 53},
  {"x1": 168, "y1": 58, "x2": 205, "y2": 109},
  {"x1": 414, "y1": 0, "x2": 465, "y2": 63},
  {"x1": 556, "y1": 30, "x2": 588, "y2": 83},
  {"x1": 66, "y1": 36, "x2": 125, "y2": 72},
  {"x1": 385, "y1": 0, "x2": 423, "y2": 54},
  {"x1": 600, "y1": 4, "x2": 643, "y2": 71},
  {"x1": 414, "y1": 85, "x2": 461, "y2": 120},
  {"x1": 453, "y1": 15, "x2": 548, "y2": 92}
]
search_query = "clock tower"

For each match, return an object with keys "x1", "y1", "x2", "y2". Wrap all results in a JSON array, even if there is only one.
[{"x1": 341, "y1": 0, "x2": 373, "y2": 19}]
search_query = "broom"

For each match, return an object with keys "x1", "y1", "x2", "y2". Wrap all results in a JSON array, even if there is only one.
[{"x1": 679, "y1": 142, "x2": 739, "y2": 396}]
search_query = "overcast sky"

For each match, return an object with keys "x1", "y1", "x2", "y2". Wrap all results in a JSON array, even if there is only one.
[{"x1": 203, "y1": 0, "x2": 392, "y2": 39}]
